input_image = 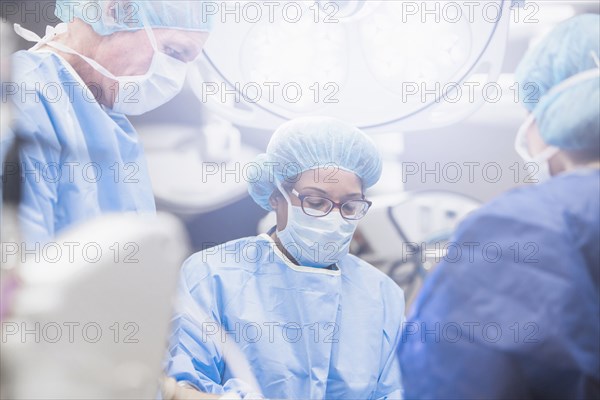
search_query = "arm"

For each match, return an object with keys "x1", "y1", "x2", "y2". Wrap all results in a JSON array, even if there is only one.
[
  {"x1": 166, "y1": 255, "x2": 258, "y2": 398},
  {"x1": 372, "y1": 282, "x2": 405, "y2": 400},
  {"x1": 11, "y1": 84, "x2": 58, "y2": 243},
  {"x1": 398, "y1": 211, "x2": 580, "y2": 399},
  {"x1": 18, "y1": 139, "x2": 57, "y2": 242},
  {"x1": 162, "y1": 377, "x2": 222, "y2": 400}
]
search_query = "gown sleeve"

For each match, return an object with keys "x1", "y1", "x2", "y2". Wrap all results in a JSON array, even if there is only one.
[
  {"x1": 398, "y1": 204, "x2": 598, "y2": 399},
  {"x1": 13, "y1": 93, "x2": 58, "y2": 243},
  {"x1": 373, "y1": 280, "x2": 405, "y2": 400},
  {"x1": 166, "y1": 254, "x2": 257, "y2": 398}
]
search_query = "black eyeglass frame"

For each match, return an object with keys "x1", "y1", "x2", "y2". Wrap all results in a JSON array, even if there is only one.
[{"x1": 290, "y1": 189, "x2": 373, "y2": 220}]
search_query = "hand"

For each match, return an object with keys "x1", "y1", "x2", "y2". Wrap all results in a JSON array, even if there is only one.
[{"x1": 161, "y1": 377, "x2": 221, "y2": 400}]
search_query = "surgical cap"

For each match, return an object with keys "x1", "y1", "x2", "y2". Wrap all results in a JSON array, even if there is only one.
[
  {"x1": 515, "y1": 14, "x2": 600, "y2": 151},
  {"x1": 248, "y1": 117, "x2": 383, "y2": 211},
  {"x1": 55, "y1": 0, "x2": 212, "y2": 35}
]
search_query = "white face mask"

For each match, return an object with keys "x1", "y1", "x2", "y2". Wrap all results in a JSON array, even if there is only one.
[
  {"x1": 514, "y1": 113, "x2": 559, "y2": 183},
  {"x1": 14, "y1": 23, "x2": 190, "y2": 116},
  {"x1": 515, "y1": 55, "x2": 600, "y2": 183},
  {"x1": 275, "y1": 183, "x2": 359, "y2": 268}
]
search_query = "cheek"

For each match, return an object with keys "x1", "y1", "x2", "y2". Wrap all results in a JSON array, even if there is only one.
[
  {"x1": 127, "y1": 52, "x2": 155, "y2": 76},
  {"x1": 275, "y1": 200, "x2": 290, "y2": 230},
  {"x1": 102, "y1": 37, "x2": 155, "y2": 76},
  {"x1": 526, "y1": 122, "x2": 548, "y2": 155}
]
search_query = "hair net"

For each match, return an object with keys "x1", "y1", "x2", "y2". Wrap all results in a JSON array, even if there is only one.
[
  {"x1": 248, "y1": 117, "x2": 383, "y2": 211},
  {"x1": 515, "y1": 14, "x2": 600, "y2": 151},
  {"x1": 55, "y1": 0, "x2": 212, "y2": 35}
]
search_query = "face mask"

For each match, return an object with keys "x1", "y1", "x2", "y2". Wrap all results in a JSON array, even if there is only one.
[
  {"x1": 514, "y1": 113, "x2": 559, "y2": 183},
  {"x1": 275, "y1": 183, "x2": 359, "y2": 268},
  {"x1": 14, "y1": 23, "x2": 189, "y2": 116},
  {"x1": 514, "y1": 55, "x2": 600, "y2": 183}
]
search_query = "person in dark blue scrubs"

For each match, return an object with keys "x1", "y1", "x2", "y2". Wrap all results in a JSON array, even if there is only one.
[{"x1": 399, "y1": 14, "x2": 600, "y2": 399}]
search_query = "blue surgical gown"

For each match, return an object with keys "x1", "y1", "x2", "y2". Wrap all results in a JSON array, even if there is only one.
[
  {"x1": 9, "y1": 50, "x2": 156, "y2": 242},
  {"x1": 399, "y1": 169, "x2": 600, "y2": 399},
  {"x1": 166, "y1": 233, "x2": 405, "y2": 399}
]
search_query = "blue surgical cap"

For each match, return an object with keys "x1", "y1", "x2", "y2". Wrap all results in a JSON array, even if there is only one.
[
  {"x1": 55, "y1": 0, "x2": 212, "y2": 35},
  {"x1": 248, "y1": 117, "x2": 383, "y2": 211},
  {"x1": 515, "y1": 14, "x2": 600, "y2": 151}
]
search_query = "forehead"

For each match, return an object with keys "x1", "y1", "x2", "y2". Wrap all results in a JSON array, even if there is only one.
[
  {"x1": 293, "y1": 168, "x2": 362, "y2": 195},
  {"x1": 152, "y1": 28, "x2": 209, "y2": 45},
  {"x1": 116, "y1": 28, "x2": 209, "y2": 55}
]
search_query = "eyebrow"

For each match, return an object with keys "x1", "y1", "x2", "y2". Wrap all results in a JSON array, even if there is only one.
[
  {"x1": 160, "y1": 33, "x2": 201, "y2": 61},
  {"x1": 300, "y1": 186, "x2": 328, "y2": 194},
  {"x1": 300, "y1": 187, "x2": 364, "y2": 198}
]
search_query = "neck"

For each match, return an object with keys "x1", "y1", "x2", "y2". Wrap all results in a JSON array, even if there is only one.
[
  {"x1": 582, "y1": 161, "x2": 600, "y2": 170},
  {"x1": 270, "y1": 231, "x2": 300, "y2": 266},
  {"x1": 550, "y1": 152, "x2": 600, "y2": 176},
  {"x1": 40, "y1": 20, "x2": 112, "y2": 107}
]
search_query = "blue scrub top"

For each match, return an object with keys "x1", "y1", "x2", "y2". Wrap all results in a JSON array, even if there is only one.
[
  {"x1": 399, "y1": 169, "x2": 600, "y2": 399},
  {"x1": 166, "y1": 233, "x2": 405, "y2": 399},
  {"x1": 9, "y1": 50, "x2": 156, "y2": 242}
]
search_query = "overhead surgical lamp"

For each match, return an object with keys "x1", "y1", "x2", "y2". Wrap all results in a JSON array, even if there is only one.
[{"x1": 190, "y1": 0, "x2": 515, "y2": 132}]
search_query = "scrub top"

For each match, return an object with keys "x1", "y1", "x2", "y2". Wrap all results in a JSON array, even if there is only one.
[
  {"x1": 399, "y1": 169, "x2": 600, "y2": 399},
  {"x1": 10, "y1": 50, "x2": 156, "y2": 242},
  {"x1": 167, "y1": 233, "x2": 405, "y2": 399}
]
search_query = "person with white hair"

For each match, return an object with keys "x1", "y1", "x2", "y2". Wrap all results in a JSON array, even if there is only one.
[{"x1": 10, "y1": 1, "x2": 211, "y2": 241}]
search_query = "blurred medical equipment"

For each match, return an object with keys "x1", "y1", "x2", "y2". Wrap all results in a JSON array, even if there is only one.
[
  {"x1": 139, "y1": 117, "x2": 260, "y2": 215},
  {"x1": 190, "y1": 0, "x2": 513, "y2": 132},
  {"x1": 2, "y1": 213, "x2": 188, "y2": 399},
  {"x1": 375, "y1": 191, "x2": 481, "y2": 304}
]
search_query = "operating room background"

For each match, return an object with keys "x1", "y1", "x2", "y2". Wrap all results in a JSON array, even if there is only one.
[
  {"x1": 6, "y1": 0, "x2": 600, "y2": 291},
  {"x1": 136, "y1": 1, "x2": 598, "y2": 254}
]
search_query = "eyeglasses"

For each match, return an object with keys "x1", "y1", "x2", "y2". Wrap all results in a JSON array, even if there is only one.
[{"x1": 291, "y1": 189, "x2": 372, "y2": 220}]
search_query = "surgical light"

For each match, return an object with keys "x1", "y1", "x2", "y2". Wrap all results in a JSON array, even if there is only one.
[{"x1": 191, "y1": 0, "x2": 513, "y2": 132}]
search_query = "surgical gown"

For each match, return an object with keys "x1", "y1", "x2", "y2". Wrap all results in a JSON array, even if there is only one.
[
  {"x1": 9, "y1": 50, "x2": 155, "y2": 242},
  {"x1": 167, "y1": 233, "x2": 405, "y2": 399},
  {"x1": 399, "y1": 169, "x2": 600, "y2": 399}
]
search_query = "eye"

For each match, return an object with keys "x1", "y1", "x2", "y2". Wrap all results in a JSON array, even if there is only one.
[
  {"x1": 305, "y1": 197, "x2": 330, "y2": 210},
  {"x1": 343, "y1": 202, "x2": 359, "y2": 212},
  {"x1": 162, "y1": 45, "x2": 186, "y2": 62}
]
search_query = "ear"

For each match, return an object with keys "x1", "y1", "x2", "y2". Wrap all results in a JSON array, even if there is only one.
[{"x1": 268, "y1": 190, "x2": 283, "y2": 210}]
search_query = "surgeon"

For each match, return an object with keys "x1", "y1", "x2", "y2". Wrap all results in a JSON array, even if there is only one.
[
  {"x1": 399, "y1": 14, "x2": 600, "y2": 399},
  {"x1": 9, "y1": 1, "x2": 211, "y2": 242},
  {"x1": 166, "y1": 117, "x2": 405, "y2": 399}
]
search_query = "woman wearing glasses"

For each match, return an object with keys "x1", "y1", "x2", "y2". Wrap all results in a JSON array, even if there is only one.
[{"x1": 166, "y1": 117, "x2": 405, "y2": 399}]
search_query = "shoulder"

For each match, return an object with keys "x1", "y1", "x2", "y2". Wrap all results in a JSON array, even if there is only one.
[
  {"x1": 12, "y1": 50, "x2": 63, "y2": 81},
  {"x1": 10, "y1": 51, "x2": 67, "y2": 138},
  {"x1": 12, "y1": 50, "x2": 48, "y2": 71},
  {"x1": 340, "y1": 254, "x2": 405, "y2": 304},
  {"x1": 181, "y1": 236, "x2": 267, "y2": 280},
  {"x1": 459, "y1": 172, "x2": 599, "y2": 239}
]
